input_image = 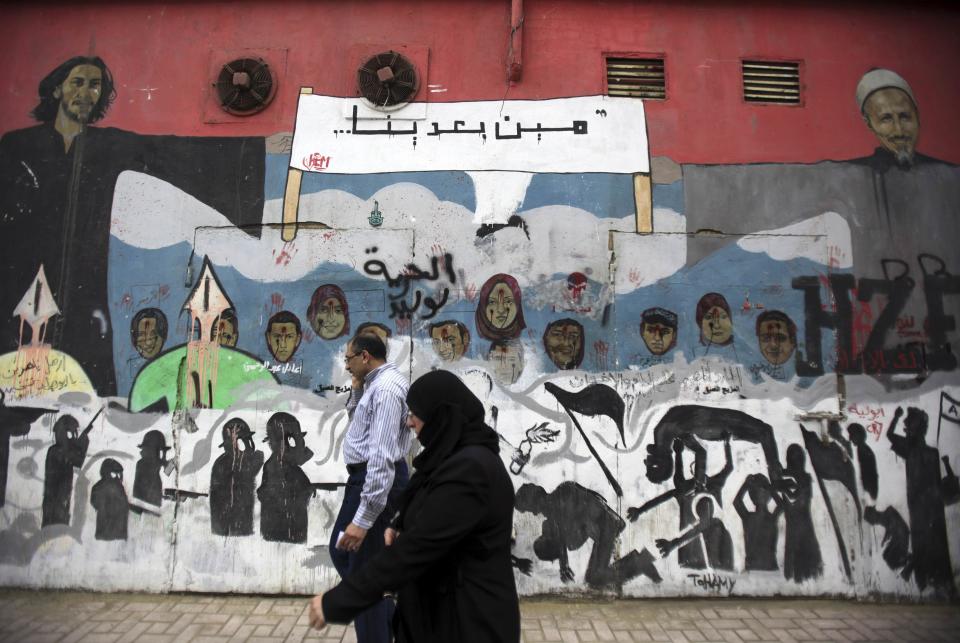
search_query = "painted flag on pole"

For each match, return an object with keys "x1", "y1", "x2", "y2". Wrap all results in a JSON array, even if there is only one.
[
  {"x1": 940, "y1": 392, "x2": 960, "y2": 425},
  {"x1": 937, "y1": 391, "x2": 960, "y2": 443}
]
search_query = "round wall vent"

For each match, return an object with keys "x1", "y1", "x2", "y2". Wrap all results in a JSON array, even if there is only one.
[
  {"x1": 356, "y1": 51, "x2": 419, "y2": 110},
  {"x1": 215, "y1": 58, "x2": 276, "y2": 116}
]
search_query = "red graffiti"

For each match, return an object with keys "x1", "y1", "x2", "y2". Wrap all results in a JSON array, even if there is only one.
[
  {"x1": 272, "y1": 241, "x2": 298, "y2": 266},
  {"x1": 593, "y1": 340, "x2": 609, "y2": 371},
  {"x1": 303, "y1": 153, "x2": 332, "y2": 171},
  {"x1": 847, "y1": 403, "x2": 886, "y2": 442}
]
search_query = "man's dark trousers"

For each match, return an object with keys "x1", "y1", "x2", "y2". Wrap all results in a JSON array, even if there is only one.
[{"x1": 329, "y1": 461, "x2": 409, "y2": 643}]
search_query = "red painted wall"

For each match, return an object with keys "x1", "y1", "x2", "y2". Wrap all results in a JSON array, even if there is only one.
[{"x1": 2, "y1": 1, "x2": 958, "y2": 164}]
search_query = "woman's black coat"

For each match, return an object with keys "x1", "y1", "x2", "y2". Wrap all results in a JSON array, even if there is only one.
[{"x1": 322, "y1": 441, "x2": 520, "y2": 642}]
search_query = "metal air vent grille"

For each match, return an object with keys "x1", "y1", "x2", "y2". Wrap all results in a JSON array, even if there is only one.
[
  {"x1": 605, "y1": 57, "x2": 666, "y2": 100},
  {"x1": 742, "y1": 60, "x2": 801, "y2": 105}
]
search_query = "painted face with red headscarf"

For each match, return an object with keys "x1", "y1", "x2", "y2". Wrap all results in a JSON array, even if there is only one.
[
  {"x1": 696, "y1": 292, "x2": 733, "y2": 346},
  {"x1": 475, "y1": 273, "x2": 526, "y2": 340},
  {"x1": 307, "y1": 284, "x2": 350, "y2": 340}
]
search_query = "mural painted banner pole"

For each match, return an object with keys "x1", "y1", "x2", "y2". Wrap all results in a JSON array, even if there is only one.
[
  {"x1": 801, "y1": 425, "x2": 853, "y2": 581},
  {"x1": 282, "y1": 87, "x2": 314, "y2": 242},
  {"x1": 563, "y1": 408, "x2": 623, "y2": 498}
]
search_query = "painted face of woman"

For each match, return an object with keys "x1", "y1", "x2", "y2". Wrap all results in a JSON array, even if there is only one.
[
  {"x1": 485, "y1": 282, "x2": 517, "y2": 329},
  {"x1": 315, "y1": 297, "x2": 346, "y2": 339},
  {"x1": 701, "y1": 306, "x2": 732, "y2": 345}
]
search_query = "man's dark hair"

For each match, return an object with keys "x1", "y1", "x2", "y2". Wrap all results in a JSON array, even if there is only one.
[
  {"x1": 349, "y1": 333, "x2": 387, "y2": 360},
  {"x1": 32, "y1": 56, "x2": 116, "y2": 123},
  {"x1": 356, "y1": 321, "x2": 392, "y2": 338},
  {"x1": 130, "y1": 308, "x2": 168, "y2": 345},
  {"x1": 266, "y1": 310, "x2": 301, "y2": 334},
  {"x1": 755, "y1": 310, "x2": 797, "y2": 344}
]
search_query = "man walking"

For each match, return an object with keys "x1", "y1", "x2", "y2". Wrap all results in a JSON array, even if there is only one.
[{"x1": 331, "y1": 333, "x2": 410, "y2": 642}]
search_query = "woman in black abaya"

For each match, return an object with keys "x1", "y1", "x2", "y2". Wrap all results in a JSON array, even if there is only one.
[{"x1": 309, "y1": 370, "x2": 520, "y2": 643}]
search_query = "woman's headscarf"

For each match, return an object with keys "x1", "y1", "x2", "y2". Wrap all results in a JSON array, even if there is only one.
[
  {"x1": 306, "y1": 284, "x2": 350, "y2": 339},
  {"x1": 474, "y1": 274, "x2": 526, "y2": 340},
  {"x1": 397, "y1": 370, "x2": 500, "y2": 526},
  {"x1": 695, "y1": 292, "x2": 733, "y2": 346}
]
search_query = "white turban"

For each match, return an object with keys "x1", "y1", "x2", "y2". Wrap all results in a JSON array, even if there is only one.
[{"x1": 856, "y1": 69, "x2": 916, "y2": 113}]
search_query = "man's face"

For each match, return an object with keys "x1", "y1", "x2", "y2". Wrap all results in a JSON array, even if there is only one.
[
  {"x1": 55, "y1": 64, "x2": 103, "y2": 124},
  {"x1": 641, "y1": 321, "x2": 676, "y2": 356},
  {"x1": 217, "y1": 319, "x2": 238, "y2": 347},
  {"x1": 431, "y1": 323, "x2": 466, "y2": 361},
  {"x1": 485, "y1": 282, "x2": 517, "y2": 329},
  {"x1": 135, "y1": 317, "x2": 163, "y2": 359},
  {"x1": 267, "y1": 322, "x2": 301, "y2": 362},
  {"x1": 489, "y1": 343, "x2": 524, "y2": 384},
  {"x1": 864, "y1": 88, "x2": 919, "y2": 165},
  {"x1": 314, "y1": 297, "x2": 346, "y2": 339},
  {"x1": 757, "y1": 319, "x2": 795, "y2": 366},
  {"x1": 344, "y1": 340, "x2": 374, "y2": 380},
  {"x1": 701, "y1": 306, "x2": 732, "y2": 345},
  {"x1": 544, "y1": 323, "x2": 582, "y2": 369}
]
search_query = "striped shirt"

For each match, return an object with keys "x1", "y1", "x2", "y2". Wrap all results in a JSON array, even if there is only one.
[{"x1": 343, "y1": 362, "x2": 411, "y2": 529}]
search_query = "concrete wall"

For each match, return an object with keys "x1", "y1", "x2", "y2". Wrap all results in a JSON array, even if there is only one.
[{"x1": 1, "y1": 1, "x2": 958, "y2": 600}]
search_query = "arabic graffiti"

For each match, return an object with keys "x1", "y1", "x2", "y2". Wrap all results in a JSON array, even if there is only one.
[
  {"x1": 334, "y1": 105, "x2": 588, "y2": 152},
  {"x1": 362, "y1": 246, "x2": 456, "y2": 320},
  {"x1": 291, "y1": 95, "x2": 649, "y2": 175}
]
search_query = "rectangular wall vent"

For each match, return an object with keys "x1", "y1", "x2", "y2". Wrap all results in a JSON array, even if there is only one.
[
  {"x1": 606, "y1": 57, "x2": 666, "y2": 100},
  {"x1": 742, "y1": 60, "x2": 801, "y2": 105}
]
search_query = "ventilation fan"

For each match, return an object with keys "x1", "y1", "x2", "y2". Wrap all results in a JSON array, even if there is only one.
[
  {"x1": 215, "y1": 57, "x2": 276, "y2": 116},
  {"x1": 356, "y1": 51, "x2": 420, "y2": 109}
]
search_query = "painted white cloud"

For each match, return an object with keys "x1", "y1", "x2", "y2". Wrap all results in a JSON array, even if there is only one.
[
  {"x1": 736, "y1": 211, "x2": 852, "y2": 268},
  {"x1": 112, "y1": 170, "x2": 676, "y2": 290},
  {"x1": 613, "y1": 208, "x2": 688, "y2": 294},
  {"x1": 467, "y1": 170, "x2": 533, "y2": 224},
  {"x1": 112, "y1": 171, "x2": 230, "y2": 249}
]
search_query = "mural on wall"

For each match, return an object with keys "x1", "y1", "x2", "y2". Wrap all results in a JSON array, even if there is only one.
[
  {"x1": 429, "y1": 320, "x2": 470, "y2": 362},
  {"x1": 516, "y1": 482, "x2": 661, "y2": 589},
  {"x1": 0, "y1": 56, "x2": 279, "y2": 396},
  {"x1": 90, "y1": 458, "x2": 128, "y2": 541},
  {"x1": 476, "y1": 274, "x2": 526, "y2": 341},
  {"x1": 210, "y1": 418, "x2": 264, "y2": 537},
  {"x1": 683, "y1": 68, "x2": 959, "y2": 376},
  {"x1": 307, "y1": 285, "x2": 350, "y2": 341},
  {"x1": 0, "y1": 54, "x2": 957, "y2": 602},
  {"x1": 257, "y1": 412, "x2": 314, "y2": 544}
]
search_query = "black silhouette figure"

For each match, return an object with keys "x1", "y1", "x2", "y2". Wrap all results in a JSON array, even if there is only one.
[
  {"x1": 886, "y1": 406, "x2": 958, "y2": 594},
  {"x1": 827, "y1": 420, "x2": 853, "y2": 458},
  {"x1": 863, "y1": 505, "x2": 910, "y2": 574},
  {"x1": 734, "y1": 473, "x2": 784, "y2": 571},
  {"x1": 515, "y1": 482, "x2": 661, "y2": 589},
  {"x1": 676, "y1": 435, "x2": 732, "y2": 569},
  {"x1": 133, "y1": 430, "x2": 170, "y2": 507},
  {"x1": 0, "y1": 390, "x2": 52, "y2": 506},
  {"x1": 656, "y1": 496, "x2": 734, "y2": 571},
  {"x1": 90, "y1": 458, "x2": 128, "y2": 541},
  {"x1": 780, "y1": 444, "x2": 823, "y2": 583},
  {"x1": 848, "y1": 423, "x2": 878, "y2": 500},
  {"x1": 629, "y1": 434, "x2": 732, "y2": 570},
  {"x1": 257, "y1": 412, "x2": 314, "y2": 543},
  {"x1": 644, "y1": 405, "x2": 782, "y2": 485},
  {"x1": 210, "y1": 418, "x2": 264, "y2": 536},
  {"x1": 41, "y1": 415, "x2": 90, "y2": 527}
]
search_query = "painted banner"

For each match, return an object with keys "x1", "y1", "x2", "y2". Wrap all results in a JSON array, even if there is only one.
[{"x1": 289, "y1": 95, "x2": 649, "y2": 174}]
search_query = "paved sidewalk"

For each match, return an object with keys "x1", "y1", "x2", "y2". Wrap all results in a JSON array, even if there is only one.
[{"x1": 0, "y1": 589, "x2": 957, "y2": 643}]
